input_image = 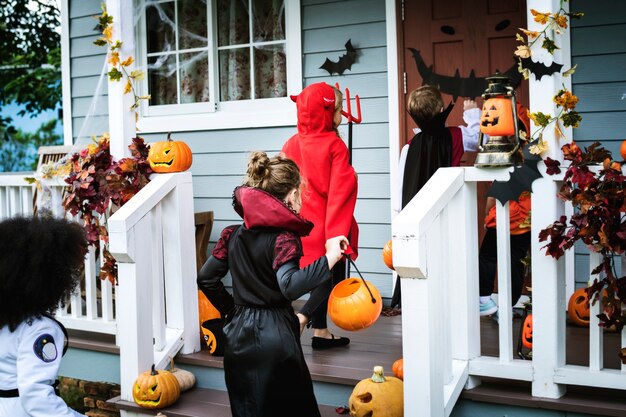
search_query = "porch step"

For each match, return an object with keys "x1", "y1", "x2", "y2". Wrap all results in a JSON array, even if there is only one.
[
  {"x1": 461, "y1": 378, "x2": 626, "y2": 417},
  {"x1": 109, "y1": 387, "x2": 344, "y2": 417}
]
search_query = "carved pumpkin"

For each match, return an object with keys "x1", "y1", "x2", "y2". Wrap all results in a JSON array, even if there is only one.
[
  {"x1": 349, "y1": 366, "x2": 403, "y2": 417},
  {"x1": 382, "y1": 239, "x2": 394, "y2": 270},
  {"x1": 148, "y1": 132, "x2": 193, "y2": 173},
  {"x1": 201, "y1": 318, "x2": 225, "y2": 356},
  {"x1": 168, "y1": 357, "x2": 196, "y2": 392},
  {"x1": 391, "y1": 358, "x2": 403, "y2": 380},
  {"x1": 568, "y1": 287, "x2": 590, "y2": 326},
  {"x1": 132, "y1": 364, "x2": 180, "y2": 409},
  {"x1": 480, "y1": 97, "x2": 515, "y2": 137},
  {"x1": 522, "y1": 314, "x2": 533, "y2": 349},
  {"x1": 328, "y1": 278, "x2": 382, "y2": 331}
]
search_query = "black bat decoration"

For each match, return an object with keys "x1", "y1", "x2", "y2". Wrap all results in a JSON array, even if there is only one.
[
  {"x1": 487, "y1": 147, "x2": 543, "y2": 205},
  {"x1": 409, "y1": 48, "x2": 523, "y2": 100},
  {"x1": 519, "y1": 57, "x2": 563, "y2": 80},
  {"x1": 320, "y1": 39, "x2": 357, "y2": 75}
]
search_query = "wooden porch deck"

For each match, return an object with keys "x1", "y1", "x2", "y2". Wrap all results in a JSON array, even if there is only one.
[{"x1": 77, "y1": 308, "x2": 626, "y2": 416}]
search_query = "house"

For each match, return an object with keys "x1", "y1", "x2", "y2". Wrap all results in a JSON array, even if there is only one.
[{"x1": 0, "y1": 0, "x2": 625, "y2": 415}]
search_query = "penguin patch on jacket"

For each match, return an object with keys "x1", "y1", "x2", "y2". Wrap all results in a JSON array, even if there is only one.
[{"x1": 33, "y1": 334, "x2": 58, "y2": 362}]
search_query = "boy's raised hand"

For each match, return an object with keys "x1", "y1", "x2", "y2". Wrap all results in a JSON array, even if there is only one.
[
  {"x1": 463, "y1": 99, "x2": 477, "y2": 111},
  {"x1": 325, "y1": 235, "x2": 350, "y2": 268}
]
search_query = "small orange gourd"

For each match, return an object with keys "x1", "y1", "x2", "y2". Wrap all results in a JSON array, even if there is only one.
[
  {"x1": 568, "y1": 287, "x2": 590, "y2": 327},
  {"x1": 382, "y1": 240, "x2": 394, "y2": 270},
  {"x1": 620, "y1": 139, "x2": 626, "y2": 161},
  {"x1": 148, "y1": 132, "x2": 193, "y2": 173},
  {"x1": 328, "y1": 278, "x2": 382, "y2": 331},
  {"x1": 349, "y1": 366, "x2": 403, "y2": 417},
  {"x1": 522, "y1": 314, "x2": 533, "y2": 349},
  {"x1": 391, "y1": 358, "x2": 403, "y2": 380},
  {"x1": 132, "y1": 364, "x2": 180, "y2": 409},
  {"x1": 480, "y1": 97, "x2": 515, "y2": 137}
]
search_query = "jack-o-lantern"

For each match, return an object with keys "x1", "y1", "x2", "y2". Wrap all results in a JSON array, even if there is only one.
[
  {"x1": 201, "y1": 318, "x2": 225, "y2": 356},
  {"x1": 568, "y1": 287, "x2": 590, "y2": 326},
  {"x1": 132, "y1": 364, "x2": 180, "y2": 409},
  {"x1": 349, "y1": 366, "x2": 403, "y2": 417},
  {"x1": 382, "y1": 240, "x2": 393, "y2": 270},
  {"x1": 522, "y1": 314, "x2": 533, "y2": 349},
  {"x1": 328, "y1": 278, "x2": 382, "y2": 331},
  {"x1": 391, "y1": 358, "x2": 403, "y2": 380},
  {"x1": 148, "y1": 132, "x2": 193, "y2": 173},
  {"x1": 480, "y1": 97, "x2": 515, "y2": 137}
]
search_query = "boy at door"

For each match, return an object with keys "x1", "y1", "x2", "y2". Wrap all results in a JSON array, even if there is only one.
[
  {"x1": 392, "y1": 85, "x2": 480, "y2": 307},
  {"x1": 281, "y1": 82, "x2": 358, "y2": 350}
]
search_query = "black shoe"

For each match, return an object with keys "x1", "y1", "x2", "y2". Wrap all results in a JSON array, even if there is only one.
[{"x1": 311, "y1": 334, "x2": 350, "y2": 350}]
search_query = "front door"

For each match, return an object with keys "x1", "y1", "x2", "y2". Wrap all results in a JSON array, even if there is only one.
[{"x1": 397, "y1": 0, "x2": 529, "y2": 241}]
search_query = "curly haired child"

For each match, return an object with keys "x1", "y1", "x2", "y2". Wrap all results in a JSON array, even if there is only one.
[
  {"x1": 0, "y1": 216, "x2": 88, "y2": 417},
  {"x1": 197, "y1": 151, "x2": 349, "y2": 417}
]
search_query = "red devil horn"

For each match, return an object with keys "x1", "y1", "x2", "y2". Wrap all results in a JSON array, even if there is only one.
[{"x1": 290, "y1": 94, "x2": 298, "y2": 103}]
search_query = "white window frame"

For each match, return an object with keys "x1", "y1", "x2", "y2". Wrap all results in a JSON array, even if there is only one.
[{"x1": 135, "y1": 0, "x2": 301, "y2": 133}]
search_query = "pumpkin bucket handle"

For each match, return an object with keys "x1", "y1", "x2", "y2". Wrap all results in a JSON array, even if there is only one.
[{"x1": 346, "y1": 256, "x2": 377, "y2": 304}]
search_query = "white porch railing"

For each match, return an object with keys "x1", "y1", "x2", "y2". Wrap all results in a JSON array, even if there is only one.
[
  {"x1": 108, "y1": 171, "x2": 200, "y2": 403},
  {"x1": 0, "y1": 173, "x2": 116, "y2": 334},
  {"x1": 392, "y1": 166, "x2": 626, "y2": 416}
]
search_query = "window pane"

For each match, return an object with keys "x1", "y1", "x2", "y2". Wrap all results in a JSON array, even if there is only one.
[
  {"x1": 178, "y1": 0, "x2": 208, "y2": 50},
  {"x1": 180, "y1": 52, "x2": 210, "y2": 104},
  {"x1": 254, "y1": 45, "x2": 286, "y2": 99},
  {"x1": 217, "y1": 0, "x2": 250, "y2": 46},
  {"x1": 148, "y1": 55, "x2": 178, "y2": 105},
  {"x1": 252, "y1": 0, "x2": 284, "y2": 42},
  {"x1": 219, "y1": 48, "x2": 250, "y2": 101},
  {"x1": 147, "y1": 2, "x2": 175, "y2": 54}
]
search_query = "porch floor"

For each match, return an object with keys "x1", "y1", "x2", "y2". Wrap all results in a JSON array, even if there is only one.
[{"x1": 76, "y1": 307, "x2": 626, "y2": 416}]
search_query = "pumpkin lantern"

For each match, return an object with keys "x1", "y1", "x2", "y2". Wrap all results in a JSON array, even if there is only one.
[
  {"x1": 382, "y1": 239, "x2": 394, "y2": 270},
  {"x1": 521, "y1": 314, "x2": 533, "y2": 349},
  {"x1": 349, "y1": 366, "x2": 403, "y2": 417},
  {"x1": 328, "y1": 277, "x2": 382, "y2": 331},
  {"x1": 148, "y1": 132, "x2": 193, "y2": 173},
  {"x1": 132, "y1": 364, "x2": 180, "y2": 409},
  {"x1": 568, "y1": 287, "x2": 591, "y2": 326},
  {"x1": 475, "y1": 73, "x2": 522, "y2": 167}
]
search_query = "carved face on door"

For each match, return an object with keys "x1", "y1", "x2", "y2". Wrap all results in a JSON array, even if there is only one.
[{"x1": 480, "y1": 97, "x2": 515, "y2": 137}]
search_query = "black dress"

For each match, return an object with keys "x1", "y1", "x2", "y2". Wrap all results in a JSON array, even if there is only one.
[{"x1": 197, "y1": 186, "x2": 332, "y2": 417}]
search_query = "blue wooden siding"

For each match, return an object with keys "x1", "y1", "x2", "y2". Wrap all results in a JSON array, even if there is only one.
[
  {"x1": 570, "y1": 0, "x2": 626, "y2": 287},
  {"x1": 67, "y1": 0, "x2": 393, "y2": 297}
]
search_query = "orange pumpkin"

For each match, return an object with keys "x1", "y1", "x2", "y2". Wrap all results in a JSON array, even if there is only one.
[
  {"x1": 391, "y1": 358, "x2": 403, "y2": 380},
  {"x1": 132, "y1": 364, "x2": 180, "y2": 409},
  {"x1": 480, "y1": 97, "x2": 515, "y2": 137},
  {"x1": 148, "y1": 132, "x2": 193, "y2": 173},
  {"x1": 198, "y1": 291, "x2": 220, "y2": 326},
  {"x1": 620, "y1": 139, "x2": 626, "y2": 161},
  {"x1": 349, "y1": 366, "x2": 403, "y2": 417},
  {"x1": 328, "y1": 278, "x2": 382, "y2": 331},
  {"x1": 522, "y1": 314, "x2": 533, "y2": 349},
  {"x1": 382, "y1": 240, "x2": 394, "y2": 270},
  {"x1": 568, "y1": 287, "x2": 590, "y2": 326}
]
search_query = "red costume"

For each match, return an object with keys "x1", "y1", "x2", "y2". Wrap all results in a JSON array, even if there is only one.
[{"x1": 281, "y1": 82, "x2": 359, "y2": 267}]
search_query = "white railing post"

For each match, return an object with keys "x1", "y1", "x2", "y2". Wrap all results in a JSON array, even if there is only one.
[
  {"x1": 111, "y1": 215, "x2": 154, "y2": 402},
  {"x1": 495, "y1": 201, "x2": 514, "y2": 362},
  {"x1": 161, "y1": 173, "x2": 200, "y2": 355},
  {"x1": 588, "y1": 252, "x2": 603, "y2": 371},
  {"x1": 531, "y1": 177, "x2": 566, "y2": 398}
]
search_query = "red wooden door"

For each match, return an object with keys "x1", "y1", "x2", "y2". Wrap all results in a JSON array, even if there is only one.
[{"x1": 397, "y1": 0, "x2": 529, "y2": 243}]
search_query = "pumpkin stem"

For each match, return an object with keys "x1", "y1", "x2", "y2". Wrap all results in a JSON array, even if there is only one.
[
  {"x1": 169, "y1": 355, "x2": 176, "y2": 372},
  {"x1": 371, "y1": 366, "x2": 386, "y2": 383},
  {"x1": 167, "y1": 132, "x2": 173, "y2": 142},
  {"x1": 150, "y1": 364, "x2": 158, "y2": 376}
]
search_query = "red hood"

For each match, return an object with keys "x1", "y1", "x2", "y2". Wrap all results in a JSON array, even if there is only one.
[
  {"x1": 233, "y1": 186, "x2": 314, "y2": 236},
  {"x1": 291, "y1": 82, "x2": 336, "y2": 136}
]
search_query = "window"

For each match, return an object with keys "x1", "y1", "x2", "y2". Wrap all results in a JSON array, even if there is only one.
[{"x1": 136, "y1": 0, "x2": 302, "y2": 132}]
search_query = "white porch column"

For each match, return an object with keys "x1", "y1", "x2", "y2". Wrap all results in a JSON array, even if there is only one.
[
  {"x1": 106, "y1": 0, "x2": 136, "y2": 159},
  {"x1": 527, "y1": 0, "x2": 571, "y2": 399}
]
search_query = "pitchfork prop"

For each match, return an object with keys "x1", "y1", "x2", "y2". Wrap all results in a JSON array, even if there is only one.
[{"x1": 335, "y1": 84, "x2": 362, "y2": 278}]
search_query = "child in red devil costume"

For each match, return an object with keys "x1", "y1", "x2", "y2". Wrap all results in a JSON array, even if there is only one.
[{"x1": 281, "y1": 82, "x2": 359, "y2": 349}]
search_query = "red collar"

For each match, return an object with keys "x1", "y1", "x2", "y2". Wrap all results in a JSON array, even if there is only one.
[{"x1": 233, "y1": 186, "x2": 314, "y2": 236}]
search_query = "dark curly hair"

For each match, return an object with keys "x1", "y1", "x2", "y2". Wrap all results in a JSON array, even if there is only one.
[{"x1": 0, "y1": 216, "x2": 88, "y2": 331}]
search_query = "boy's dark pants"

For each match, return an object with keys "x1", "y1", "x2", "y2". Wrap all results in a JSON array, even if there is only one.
[{"x1": 479, "y1": 227, "x2": 531, "y2": 306}]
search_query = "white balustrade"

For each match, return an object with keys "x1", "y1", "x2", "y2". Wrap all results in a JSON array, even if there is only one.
[
  {"x1": 108, "y1": 172, "x2": 200, "y2": 402},
  {"x1": 393, "y1": 164, "x2": 626, "y2": 416}
]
